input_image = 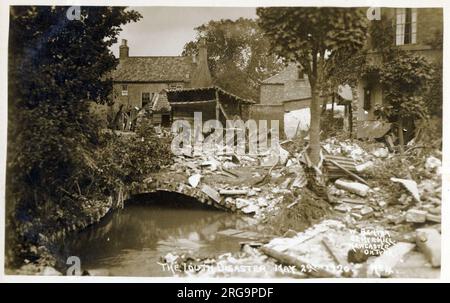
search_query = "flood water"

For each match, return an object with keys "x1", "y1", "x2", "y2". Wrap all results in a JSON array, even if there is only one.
[{"x1": 58, "y1": 196, "x2": 247, "y2": 277}]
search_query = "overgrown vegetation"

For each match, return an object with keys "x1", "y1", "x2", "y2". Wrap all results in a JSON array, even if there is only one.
[{"x1": 6, "y1": 7, "x2": 174, "y2": 268}]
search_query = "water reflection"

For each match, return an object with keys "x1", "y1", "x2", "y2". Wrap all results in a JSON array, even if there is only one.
[{"x1": 58, "y1": 202, "x2": 247, "y2": 276}]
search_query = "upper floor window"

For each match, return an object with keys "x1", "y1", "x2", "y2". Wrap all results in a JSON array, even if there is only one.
[
  {"x1": 396, "y1": 8, "x2": 417, "y2": 46},
  {"x1": 121, "y1": 84, "x2": 128, "y2": 96}
]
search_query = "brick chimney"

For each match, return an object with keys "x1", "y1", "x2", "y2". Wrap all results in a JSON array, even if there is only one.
[
  {"x1": 197, "y1": 38, "x2": 207, "y2": 65},
  {"x1": 191, "y1": 38, "x2": 212, "y2": 87},
  {"x1": 119, "y1": 39, "x2": 129, "y2": 59}
]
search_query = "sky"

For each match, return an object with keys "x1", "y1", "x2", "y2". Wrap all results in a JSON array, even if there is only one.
[{"x1": 110, "y1": 7, "x2": 257, "y2": 57}]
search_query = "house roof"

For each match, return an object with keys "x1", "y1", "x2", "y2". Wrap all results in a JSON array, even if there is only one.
[
  {"x1": 261, "y1": 63, "x2": 301, "y2": 84},
  {"x1": 152, "y1": 91, "x2": 172, "y2": 113},
  {"x1": 166, "y1": 86, "x2": 255, "y2": 104},
  {"x1": 112, "y1": 56, "x2": 195, "y2": 82}
]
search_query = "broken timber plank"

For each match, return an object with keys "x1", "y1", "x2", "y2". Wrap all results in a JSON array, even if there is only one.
[
  {"x1": 340, "y1": 198, "x2": 366, "y2": 205},
  {"x1": 260, "y1": 246, "x2": 335, "y2": 278},
  {"x1": 335, "y1": 179, "x2": 370, "y2": 197},
  {"x1": 328, "y1": 159, "x2": 368, "y2": 185},
  {"x1": 219, "y1": 189, "x2": 248, "y2": 195}
]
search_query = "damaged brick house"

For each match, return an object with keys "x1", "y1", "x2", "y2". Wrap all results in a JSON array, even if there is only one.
[
  {"x1": 110, "y1": 39, "x2": 212, "y2": 130},
  {"x1": 351, "y1": 7, "x2": 443, "y2": 139},
  {"x1": 259, "y1": 62, "x2": 312, "y2": 111},
  {"x1": 259, "y1": 62, "x2": 335, "y2": 138}
]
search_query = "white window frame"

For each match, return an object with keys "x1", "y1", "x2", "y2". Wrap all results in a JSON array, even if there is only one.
[{"x1": 396, "y1": 8, "x2": 417, "y2": 46}]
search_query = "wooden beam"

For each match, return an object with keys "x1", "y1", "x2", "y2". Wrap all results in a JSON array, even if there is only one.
[
  {"x1": 215, "y1": 89, "x2": 220, "y2": 121},
  {"x1": 218, "y1": 102, "x2": 230, "y2": 121},
  {"x1": 327, "y1": 159, "x2": 369, "y2": 186},
  {"x1": 169, "y1": 99, "x2": 216, "y2": 105}
]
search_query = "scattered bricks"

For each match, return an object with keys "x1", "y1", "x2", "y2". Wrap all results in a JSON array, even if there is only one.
[
  {"x1": 360, "y1": 206, "x2": 374, "y2": 216},
  {"x1": 335, "y1": 179, "x2": 370, "y2": 197},
  {"x1": 257, "y1": 197, "x2": 269, "y2": 207},
  {"x1": 377, "y1": 200, "x2": 387, "y2": 208},
  {"x1": 427, "y1": 197, "x2": 441, "y2": 205},
  {"x1": 387, "y1": 214, "x2": 406, "y2": 225},
  {"x1": 416, "y1": 228, "x2": 441, "y2": 267},
  {"x1": 335, "y1": 204, "x2": 351, "y2": 213},
  {"x1": 426, "y1": 213, "x2": 441, "y2": 223},
  {"x1": 429, "y1": 206, "x2": 441, "y2": 215},
  {"x1": 247, "y1": 189, "x2": 257, "y2": 197},
  {"x1": 224, "y1": 197, "x2": 234, "y2": 205},
  {"x1": 405, "y1": 209, "x2": 427, "y2": 223},
  {"x1": 188, "y1": 174, "x2": 201, "y2": 188},
  {"x1": 421, "y1": 204, "x2": 434, "y2": 211},
  {"x1": 235, "y1": 198, "x2": 250, "y2": 209},
  {"x1": 200, "y1": 184, "x2": 221, "y2": 203},
  {"x1": 242, "y1": 204, "x2": 259, "y2": 215},
  {"x1": 351, "y1": 213, "x2": 363, "y2": 220}
]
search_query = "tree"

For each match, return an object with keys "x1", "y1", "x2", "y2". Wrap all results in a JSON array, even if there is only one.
[
  {"x1": 182, "y1": 18, "x2": 284, "y2": 101},
  {"x1": 257, "y1": 7, "x2": 368, "y2": 165},
  {"x1": 7, "y1": 7, "x2": 141, "y2": 237}
]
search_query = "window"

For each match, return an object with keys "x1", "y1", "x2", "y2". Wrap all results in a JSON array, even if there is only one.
[
  {"x1": 396, "y1": 8, "x2": 417, "y2": 45},
  {"x1": 142, "y1": 92, "x2": 151, "y2": 107},
  {"x1": 121, "y1": 84, "x2": 128, "y2": 96}
]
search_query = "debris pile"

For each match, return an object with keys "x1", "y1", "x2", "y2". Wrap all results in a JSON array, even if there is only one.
[
  {"x1": 163, "y1": 143, "x2": 307, "y2": 219},
  {"x1": 154, "y1": 133, "x2": 441, "y2": 279}
]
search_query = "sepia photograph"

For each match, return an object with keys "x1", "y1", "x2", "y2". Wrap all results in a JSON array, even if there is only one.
[{"x1": 0, "y1": 1, "x2": 445, "y2": 283}]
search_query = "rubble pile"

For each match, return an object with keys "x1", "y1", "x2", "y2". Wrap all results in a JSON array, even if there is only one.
[
  {"x1": 258, "y1": 138, "x2": 441, "y2": 277},
  {"x1": 165, "y1": 144, "x2": 307, "y2": 219},
  {"x1": 155, "y1": 134, "x2": 441, "y2": 279}
]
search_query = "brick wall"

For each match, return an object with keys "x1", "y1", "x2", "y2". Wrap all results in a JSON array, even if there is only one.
[
  {"x1": 259, "y1": 63, "x2": 312, "y2": 106},
  {"x1": 284, "y1": 78, "x2": 311, "y2": 101},
  {"x1": 260, "y1": 84, "x2": 284, "y2": 105}
]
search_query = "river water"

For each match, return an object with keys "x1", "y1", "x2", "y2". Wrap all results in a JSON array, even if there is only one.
[{"x1": 59, "y1": 200, "x2": 246, "y2": 277}]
